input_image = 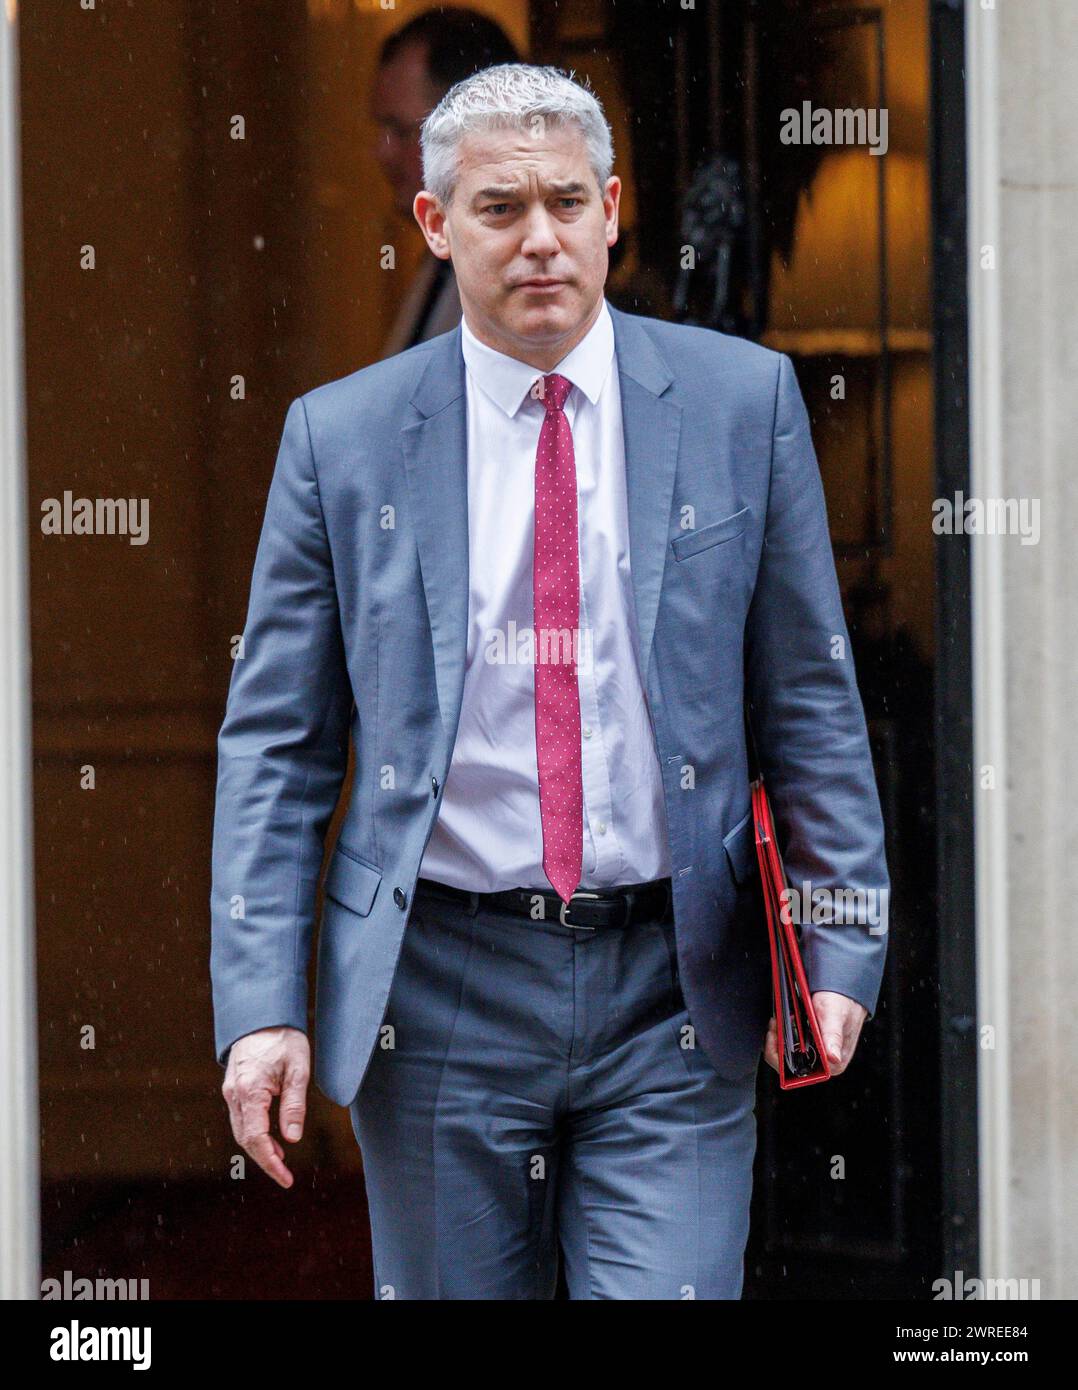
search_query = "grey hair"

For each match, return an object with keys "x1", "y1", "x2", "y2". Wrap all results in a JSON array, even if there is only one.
[{"x1": 420, "y1": 62, "x2": 614, "y2": 207}]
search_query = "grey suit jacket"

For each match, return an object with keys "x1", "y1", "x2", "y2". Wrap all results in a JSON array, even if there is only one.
[{"x1": 210, "y1": 302, "x2": 890, "y2": 1107}]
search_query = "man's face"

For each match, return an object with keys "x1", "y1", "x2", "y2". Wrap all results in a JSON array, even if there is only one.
[
  {"x1": 413, "y1": 121, "x2": 620, "y2": 365},
  {"x1": 371, "y1": 44, "x2": 441, "y2": 218}
]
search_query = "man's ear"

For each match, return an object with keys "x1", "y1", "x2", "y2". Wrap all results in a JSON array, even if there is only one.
[
  {"x1": 604, "y1": 175, "x2": 622, "y2": 248},
  {"x1": 413, "y1": 191, "x2": 451, "y2": 260}
]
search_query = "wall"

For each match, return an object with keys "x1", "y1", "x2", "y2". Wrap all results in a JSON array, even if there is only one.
[{"x1": 969, "y1": 0, "x2": 1078, "y2": 1299}]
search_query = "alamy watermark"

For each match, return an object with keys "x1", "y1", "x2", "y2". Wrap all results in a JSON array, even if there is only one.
[
  {"x1": 932, "y1": 1269, "x2": 1041, "y2": 1300},
  {"x1": 780, "y1": 882, "x2": 890, "y2": 936},
  {"x1": 932, "y1": 492, "x2": 1040, "y2": 545},
  {"x1": 483, "y1": 621, "x2": 594, "y2": 674},
  {"x1": 780, "y1": 101, "x2": 888, "y2": 156},
  {"x1": 42, "y1": 1270, "x2": 149, "y2": 1300},
  {"x1": 40, "y1": 492, "x2": 149, "y2": 545}
]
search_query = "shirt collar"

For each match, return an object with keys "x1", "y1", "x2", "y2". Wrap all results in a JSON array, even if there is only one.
[{"x1": 460, "y1": 297, "x2": 614, "y2": 419}]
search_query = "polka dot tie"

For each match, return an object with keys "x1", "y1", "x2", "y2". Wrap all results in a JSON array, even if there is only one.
[{"x1": 532, "y1": 371, "x2": 583, "y2": 905}]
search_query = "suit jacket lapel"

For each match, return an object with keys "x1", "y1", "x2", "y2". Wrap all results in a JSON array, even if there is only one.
[
  {"x1": 608, "y1": 304, "x2": 682, "y2": 686},
  {"x1": 400, "y1": 326, "x2": 470, "y2": 746}
]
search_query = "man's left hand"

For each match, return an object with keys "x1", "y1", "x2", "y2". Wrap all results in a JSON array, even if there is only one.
[{"x1": 762, "y1": 991, "x2": 869, "y2": 1078}]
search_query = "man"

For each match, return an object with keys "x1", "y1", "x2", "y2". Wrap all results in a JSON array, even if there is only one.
[
  {"x1": 212, "y1": 63, "x2": 890, "y2": 1300},
  {"x1": 371, "y1": 8, "x2": 520, "y2": 358}
]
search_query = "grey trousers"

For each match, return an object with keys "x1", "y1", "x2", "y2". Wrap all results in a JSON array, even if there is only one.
[{"x1": 350, "y1": 880, "x2": 759, "y2": 1300}]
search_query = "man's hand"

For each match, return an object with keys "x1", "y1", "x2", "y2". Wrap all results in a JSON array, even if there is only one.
[
  {"x1": 762, "y1": 991, "x2": 869, "y2": 1078},
  {"x1": 221, "y1": 1025, "x2": 310, "y2": 1189}
]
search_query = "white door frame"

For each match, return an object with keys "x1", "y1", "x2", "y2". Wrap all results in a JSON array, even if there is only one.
[
  {"x1": 0, "y1": 0, "x2": 41, "y2": 1301},
  {"x1": 965, "y1": 0, "x2": 1010, "y2": 1284}
]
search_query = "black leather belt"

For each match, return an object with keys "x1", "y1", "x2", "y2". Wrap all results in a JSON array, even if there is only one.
[{"x1": 415, "y1": 876, "x2": 673, "y2": 929}]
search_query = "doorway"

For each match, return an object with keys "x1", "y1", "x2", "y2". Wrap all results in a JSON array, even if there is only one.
[{"x1": 529, "y1": 0, "x2": 973, "y2": 1296}]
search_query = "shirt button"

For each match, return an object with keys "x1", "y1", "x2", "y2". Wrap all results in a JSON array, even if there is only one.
[
  {"x1": 597, "y1": 822, "x2": 607, "y2": 836},
  {"x1": 393, "y1": 887, "x2": 407, "y2": 910},
  {"x1": 583, "y1": 725, "x2": 593, "y2": 738},
  {"x1": 431, "y1": 776, "x2": 440, "y2": 798}
]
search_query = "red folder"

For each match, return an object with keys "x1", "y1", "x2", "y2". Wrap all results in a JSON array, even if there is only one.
[{"x1": 745, "y1": 706, "x2": 832, "y2": 1090}]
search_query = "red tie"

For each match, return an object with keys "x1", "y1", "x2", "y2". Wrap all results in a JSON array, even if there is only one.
[{"x1": 532, "y1": 372, "x2": 583, "y2": 905}]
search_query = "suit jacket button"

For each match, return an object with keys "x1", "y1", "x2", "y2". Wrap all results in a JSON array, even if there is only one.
[
  {"x1": 431, "y1": 776, "x2": 439, "y2": 797},
  {"x1": 393, "y1": 887, "x2": 407, "y2": 910}
]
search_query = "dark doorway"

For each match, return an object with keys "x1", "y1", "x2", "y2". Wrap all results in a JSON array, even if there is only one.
[{"x1": 532, "y1": 0, "x2": 971, "y2": 1297}]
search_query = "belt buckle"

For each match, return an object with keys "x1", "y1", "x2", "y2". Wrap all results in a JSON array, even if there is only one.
[{"x1": 559, "y1": 889, "x2": 600, "y2": 929}]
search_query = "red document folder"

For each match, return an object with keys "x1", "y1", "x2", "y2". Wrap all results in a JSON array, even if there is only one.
[{"x1": 744, "y1": 706, "x2": 832, "y2": 1089}]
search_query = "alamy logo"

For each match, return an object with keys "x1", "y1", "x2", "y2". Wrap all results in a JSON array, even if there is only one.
[
  {"x1": 779, "y1": 882, "x2": 889, "y2": 936},
  {"x1": 40, "y1": 492, "x2": 149, "y2": 546},
  {"x1": 483, "y1": 621, "x2": 594, "y2": 674},
  {"x1": 49, "y1": 1321, "x2": 151, "y2": 1370},
  {"x1": 41, "y1": 1271, "x2": 149, "y2": 1300},
  {"x1": 779, "y1": 101, "x2": 889, "y2": 155},
  {"x1": 932, "y1": 1269, "x2": 1041, "y2": 1300},
  {"x1": 932, "y1": 492, "x2": 1040, "y2": 545}
]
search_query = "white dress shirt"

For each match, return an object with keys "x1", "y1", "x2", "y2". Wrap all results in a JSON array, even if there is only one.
[{"x1": 419, "y1": 297, "x2": 671, "y2": 892}]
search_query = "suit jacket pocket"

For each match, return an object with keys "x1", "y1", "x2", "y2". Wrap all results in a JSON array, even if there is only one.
[
  {"x1": 324, "y1": 844, "x2": 382, "y2": 917},
  {"x1": 722, "y1": 807, "x2": 760, "y2": 885},
  {"x1": 670, "y1": 505, "x2": 749, "y2": 562}
]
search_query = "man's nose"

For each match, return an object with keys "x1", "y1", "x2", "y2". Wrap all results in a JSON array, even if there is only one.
[{"x1": 519, "y1": 206, "x2": 562, "y2": 258}]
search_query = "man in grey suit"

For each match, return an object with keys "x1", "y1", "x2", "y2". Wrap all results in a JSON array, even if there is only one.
[{"x1": 212, "y1": 63, "x2": 889, "y2": 1299}]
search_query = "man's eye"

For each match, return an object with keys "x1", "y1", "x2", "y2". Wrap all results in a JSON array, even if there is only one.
[
  {"x1": 558, "y1": 198, "x2": 581, "y2": 209},
  {"x1": 485, "y1": 204, "x2": 511, "y2": 215}
]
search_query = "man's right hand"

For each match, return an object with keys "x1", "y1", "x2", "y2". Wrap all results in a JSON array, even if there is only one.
[{"x1": 221, "y1": 1025, "x2": 310, "y2": 1189}]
